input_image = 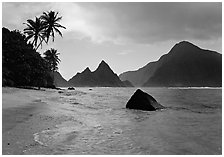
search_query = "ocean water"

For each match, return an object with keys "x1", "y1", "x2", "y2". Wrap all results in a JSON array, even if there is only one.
[{"x1": 32, "y1": 87, "x2": 222, "y2": 155}]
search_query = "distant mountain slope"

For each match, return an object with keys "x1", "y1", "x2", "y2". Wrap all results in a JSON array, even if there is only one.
[
  {"x1": 119, "y1": 61, "x2": 158, "y2": 87},
  {"x1": 143, "y1": 41, "x2": 222, "y2": 87},
  {"x1": 119, "y1": 41, "x2": 222, "y2": 87},
  {"x1": 122, "y1": 80, "x2": 134, "y2": 87},
  {"x1": 68, "y1": 60, "x2": 126, "y2": 87},
  {"x1": 68, "y1": 67, "x2": 97, "y2": 87},
  {"x1": 54, "y1": 72, "x2": 69, "y2": 87}
]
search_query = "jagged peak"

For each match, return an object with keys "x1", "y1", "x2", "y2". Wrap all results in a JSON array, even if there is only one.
[
  {"x1": 82, "y1": 67, "x2": 91, "y2": 73},
  {"x1": 94, "y1": 60, "x2": 114, "y2": 74},
  {"x1": 97, "y1": 60, "x2": 110, "y2": 68},
  {"x1": 99, "y1": 60, "x2": 108, "y2": 65}
]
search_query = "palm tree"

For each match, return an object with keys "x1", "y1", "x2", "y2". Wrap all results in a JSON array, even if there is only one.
[
  {"x1": 40, "y1": 11, "x2": 66, "y2": 43},
  {"x1": 44, "y1": 48, "x2": 61, "y2": 85},
  {"x1": 23, "y1": 17, "x2": 46, "y2": 50}
]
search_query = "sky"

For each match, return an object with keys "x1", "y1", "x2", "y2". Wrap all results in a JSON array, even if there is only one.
[{"x1": 2, "y1": 2, "x2": 222, "y2": 80}]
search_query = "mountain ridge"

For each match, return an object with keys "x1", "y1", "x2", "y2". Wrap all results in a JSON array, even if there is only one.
[
  {"x1": 54, "y1": 71, "x2": 69, "y2": 87},
  {"x1": 68, "y1": 60, "x2": 126, "y2": 87},
  {"x1": 119, "y1": 41, "x2": 222, "y2": 87}
]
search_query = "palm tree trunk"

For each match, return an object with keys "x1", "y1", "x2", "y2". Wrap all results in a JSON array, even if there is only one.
[
  {"x1": 51, "y1": 70, "x2": 55, "y2": 88},
  {"x1": 53, "y1": 71, "x2": 55, "y2": 86}
]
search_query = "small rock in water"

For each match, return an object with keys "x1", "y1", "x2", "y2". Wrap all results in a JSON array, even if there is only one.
[
  {"x1": 126, "y1": 89, "x2": 164, "y2": 111},
  {"x1": 68, "y1": 87, "x2": 75, "y2": 90},
  {"x1": 113, "y1": 129, "x2": 122, "y2": 134}
]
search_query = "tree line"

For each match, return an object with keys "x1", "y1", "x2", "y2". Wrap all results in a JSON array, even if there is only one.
[{"x1": 2, "y1": 11, "x2": 66, "y2": 89}]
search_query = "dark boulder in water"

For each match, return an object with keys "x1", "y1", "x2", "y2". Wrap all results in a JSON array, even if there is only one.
[{"x1": 126, "y1": 89, "x2": 164, "y2": 111}]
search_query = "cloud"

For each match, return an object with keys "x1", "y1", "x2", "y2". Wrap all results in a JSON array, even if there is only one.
[
  {"x1": 118, "y1": 49, "x2": 132, "y2": 55},
  {"x1": 2, "y1": 2, "x2": 52, "y2": 30},
  {"x1": 101, "y1": 3, "x2": 222, "y2": 43},
  {"x1": 50, "y1": 2, "x2": 127, "y2": 44},
  {"x1": 54, "y1": 2, "x2": 222, "y2": 44},
  {"x1": 2, "y1": 2, "x2": 222, "y2": 45}
]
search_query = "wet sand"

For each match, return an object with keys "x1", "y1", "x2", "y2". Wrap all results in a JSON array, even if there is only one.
[{"x1": 2, "y1": 87, "x2": 78, "y2": 155}]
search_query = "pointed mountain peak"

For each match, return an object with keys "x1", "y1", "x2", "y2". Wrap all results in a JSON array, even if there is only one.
[
  {"x1": 82, "y1": 67, "x2": 91, "y2": 73},
  {"x1": 98, "y1": 60, "x2": 110, "y2": 68},
  {"x1": 99, "y1": 60, "x2": 108, "y2": 65},
  {"x1": 94, "y1": 60, "x2": 114, "y2": 74}
]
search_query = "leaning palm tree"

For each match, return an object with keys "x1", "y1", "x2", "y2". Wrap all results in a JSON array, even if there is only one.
[
  {"x1": 40, "y1": 11, "x2": 66, "y2": 43},
  {"x1": 44, "y1": 48, "x2": 61, "y2": 86},
  {"x1": 23, "y1": 17, "x2": 46, "y2": 50}
]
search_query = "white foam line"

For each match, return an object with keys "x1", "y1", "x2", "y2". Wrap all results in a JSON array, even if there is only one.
[
  {"x1": 168, "y1": 87, "x2": 221, "y2": 89},
  {"x1": 33, "y1": 130, "x2": 49, "y2": 147}
]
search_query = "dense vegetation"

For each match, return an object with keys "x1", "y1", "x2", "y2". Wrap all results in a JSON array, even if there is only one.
[
  {"x1": 2, "y1": 27, "x2": 53, "y2": 87},
  {"x1": 2, "y1": 10, "x2": 66, "y2": 88}
]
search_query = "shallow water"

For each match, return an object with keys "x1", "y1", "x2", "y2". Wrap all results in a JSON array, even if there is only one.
[{"x1": 31, "y1": 87, "x2": 221, "y2": 155}]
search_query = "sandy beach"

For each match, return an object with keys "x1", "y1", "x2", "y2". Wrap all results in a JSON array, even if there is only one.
[{"x1": 2, "y1": 87, "x2": 79, "y2": 154}]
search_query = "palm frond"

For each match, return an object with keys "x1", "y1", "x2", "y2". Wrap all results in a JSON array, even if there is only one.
[
  {"x1": 55, "y1": 16, "x2": 62, "y2": 22},
  {"x1": 26, "y1": 34, "x2": 34, "y2": 41},
  {"x1": 54, "y1": 27, "x2": 63, "y2": 37},
  {"x1": 54, "y1": 23, "x2": 66, "y2": 29}
]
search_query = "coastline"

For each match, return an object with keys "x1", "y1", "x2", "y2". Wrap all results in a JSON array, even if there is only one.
[
  {"x1": 2, "y1": 87, "x2": 221, "y2": 155},
  {"x1": 2, "y1": 87, "x2": 66, "y2": 154}
]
